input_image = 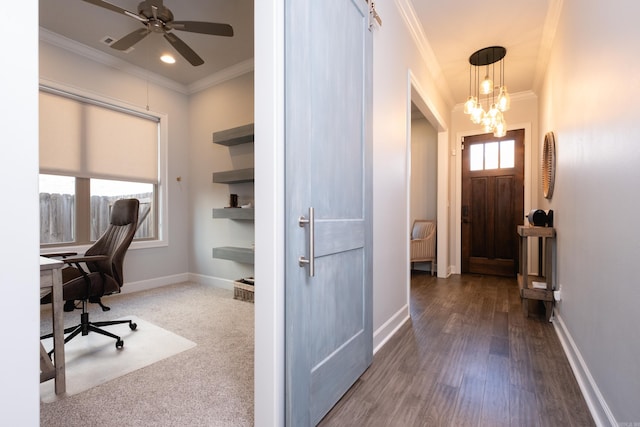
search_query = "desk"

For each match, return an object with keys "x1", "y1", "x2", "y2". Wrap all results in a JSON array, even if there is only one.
[{"x1": 40, "y1": 256, "x2": 65, "y2": 395}]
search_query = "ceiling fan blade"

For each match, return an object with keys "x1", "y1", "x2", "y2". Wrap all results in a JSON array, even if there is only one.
[
  {"x1": 82, "y1": 0, "x2": 147, "y2": 22},
  {"x1": 170, "y1": 21, "x2": 234, "y2": 37},
  {"x1": 111, "y1": 28, "x2": 150, "y2": 51},
  {"x1": 163, "y1": 32, "x2": 204, "y2": 66}
]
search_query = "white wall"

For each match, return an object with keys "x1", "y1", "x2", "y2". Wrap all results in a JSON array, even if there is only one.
[
  {"x1": 254, "y1": 0, "x2": 285, "y2": 424},
  {"x1": 370, "y1": 0, "x2": 451, "y2": 347},
  {"x1": 0, "y1": 1, "x2": 39, "y2": 424},
  {"x1": 410, "y1": 117, "x2": 438, "y2": 223},
  {"x1": 539, "y1": 0, "x2": 640, "y2": 424},
  {"x1": 188, "y1": 72, "x2": 254, "y2": 285},
  {"x1": 39, "y1": 40, "x2": 191, "y2": 286}
]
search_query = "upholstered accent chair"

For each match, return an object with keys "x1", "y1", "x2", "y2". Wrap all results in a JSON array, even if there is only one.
[{"x1": 410, "y1": 219, "x2": 436, "y2": 275}]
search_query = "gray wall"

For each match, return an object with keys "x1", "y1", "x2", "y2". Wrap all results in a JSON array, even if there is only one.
[
  {"x1": 39, "y1": 40, "x2": 191, "y2": 285},
  {"x1": 539, "y1": 0, "x2": 640, "y2": 423},
  {"x1": 188, "y1": 72, "x2": 254, "y2": 284}
]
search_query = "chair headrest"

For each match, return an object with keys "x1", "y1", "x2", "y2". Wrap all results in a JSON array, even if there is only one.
[{"x1": 111, "y1": 199, "x2": 140, "y2": 226}]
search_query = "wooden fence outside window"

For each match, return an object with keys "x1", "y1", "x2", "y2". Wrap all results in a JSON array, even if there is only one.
[{"x1": 40, "y1": 193, "x2": 153, "y2": 244}]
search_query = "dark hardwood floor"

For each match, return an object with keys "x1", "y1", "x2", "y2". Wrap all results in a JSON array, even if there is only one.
[{"x1": 319, "y1": 273, "x2": 595, "y2": 427}]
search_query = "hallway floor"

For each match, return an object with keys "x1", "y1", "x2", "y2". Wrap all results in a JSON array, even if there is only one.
[{"x1": 320, "y1": 273, "x2": 595, "y2": 426}]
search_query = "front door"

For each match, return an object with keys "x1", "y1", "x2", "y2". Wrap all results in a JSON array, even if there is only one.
[
  {"x1": 461, "y1": 129, "x2": 524, "y2": 276},
  {"x1": 284, "y1": 0, "x2": 373, "y2": 425}
]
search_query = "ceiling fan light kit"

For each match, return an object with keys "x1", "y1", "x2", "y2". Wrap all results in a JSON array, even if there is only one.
[
  {"x1": 463, "y1": 46, "x2": 510, "y2": 137},
  {"x1": 160, "y1": 54, "x2": 176, "y2": 64},
  {"x1": 83, "y1": 0, "x2": 234, "y2": 66}
]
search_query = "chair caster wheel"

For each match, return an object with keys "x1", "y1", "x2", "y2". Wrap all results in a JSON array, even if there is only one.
[
  {"x1": 116, "y1": 339, "x2": 124, "y2": 349},
  {"x1": 130, "y1": 322, "x2": 137, "y2": 331}
]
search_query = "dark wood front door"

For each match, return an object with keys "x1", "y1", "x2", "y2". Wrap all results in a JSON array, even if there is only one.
[{"x1": 462, "y1": 129, "x2": 524, "y2": 276}]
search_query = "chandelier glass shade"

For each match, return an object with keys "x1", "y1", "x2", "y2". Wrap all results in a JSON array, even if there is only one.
[{"x1": 464, "y1": 46, "x2": 510, "y2": 137}]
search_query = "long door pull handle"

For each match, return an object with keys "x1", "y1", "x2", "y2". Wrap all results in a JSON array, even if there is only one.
[{"x1": 298, "y1": 207, "x2": 315, "y2": 277}]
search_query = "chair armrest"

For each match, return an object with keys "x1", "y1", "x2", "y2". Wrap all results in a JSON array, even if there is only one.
[
  {"x1": 61, "y1": 255, "x2": 109, "y2": 265},
  {"x1": 41, "y1": 252, "x2": 78, "y2": 259}
]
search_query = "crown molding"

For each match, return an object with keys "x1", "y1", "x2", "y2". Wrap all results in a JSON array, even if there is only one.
[
  {"x1": 40, "y1": 28, "x2": 254, "y2": 96},
  {"x1": 394, "y1": 0, "x2": 455, "y2": 107},
  {"x1": 187, "y1": 58, "x2": 254, "y2": 94},
  {"x1": 40, "y1": 28, "x2": 190, "y2": 94},
  {"x1": 533, "y1": 0, "x2": 563, "y2": 93}
]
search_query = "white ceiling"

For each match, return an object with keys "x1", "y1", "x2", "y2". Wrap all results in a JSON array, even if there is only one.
[
  {"x1": 414, "y1": 0, "x2": 558, "y2": 105},
  {"x1": 39, "y1": 0, "x2": 557, "y2": 105}
]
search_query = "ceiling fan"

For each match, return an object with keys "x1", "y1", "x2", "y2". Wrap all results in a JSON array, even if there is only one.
[{"x1": 83, "y1": 0, "x2": 234, "y2": 66}]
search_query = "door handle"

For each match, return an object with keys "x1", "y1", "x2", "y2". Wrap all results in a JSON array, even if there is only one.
[{"x1": 298, "y1": 207, "x2": 315, "y2": 277}]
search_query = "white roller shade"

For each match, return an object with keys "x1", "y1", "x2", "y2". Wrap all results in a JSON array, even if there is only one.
[
  {"x1": 39, "y1": 90, "x2": 159, "y2": 183},
  {"x1": 39, "y1": 91, "x2": 83, "y2": 175}
]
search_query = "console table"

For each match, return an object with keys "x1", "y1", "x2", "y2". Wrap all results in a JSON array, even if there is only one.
[{"x1": 517, "y1": 225, "x2": 556, "y2": 321}]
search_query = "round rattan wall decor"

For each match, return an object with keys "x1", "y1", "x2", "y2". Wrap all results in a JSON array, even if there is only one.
[{"x1": 542, "y1": 131, "x2": 556, "y2": 199}]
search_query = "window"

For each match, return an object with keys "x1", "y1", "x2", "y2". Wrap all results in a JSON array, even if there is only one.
[
  {"x1": 39, "y1": 87, "x2": 162, "y2": 247},
  {"x1": 90, "y1": 179, "x2": 155, "y2": 241},
  {"x1": 469, "y1": 139, "x2": 515, "y2": 171}
]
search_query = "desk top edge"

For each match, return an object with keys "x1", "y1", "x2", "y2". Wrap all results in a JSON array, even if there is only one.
[{"x1": 40, "y1": 256, "x2": 63, "y2": 270}]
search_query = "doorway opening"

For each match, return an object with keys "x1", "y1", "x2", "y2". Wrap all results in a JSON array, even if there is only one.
[
  {"x1": 406, "y1": 78, "x2": 449, "y2": 318},
  {"x1": 409, "y1": 102, "x2": 438, "y2": 275}
]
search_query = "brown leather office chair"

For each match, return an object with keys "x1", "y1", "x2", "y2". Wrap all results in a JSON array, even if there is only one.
[
  {"x1": 410, "y1": 219, "x2": 436, "y2": 275},
  {"x1": 41, "y1": 198, "x2": 140, "y2": 350}
]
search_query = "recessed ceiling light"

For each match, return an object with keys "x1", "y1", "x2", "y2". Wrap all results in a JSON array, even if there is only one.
[{"x1": 160, "y1": 54, "x2": 176, "y2": 64}]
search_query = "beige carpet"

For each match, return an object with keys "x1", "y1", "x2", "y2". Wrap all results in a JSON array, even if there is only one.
[
  {"x1": 40, "y1": 282, "x2": 254, "y2": 427},
  {"x1": 40, "y1": 315, "x2": 196, "y2": 403}
]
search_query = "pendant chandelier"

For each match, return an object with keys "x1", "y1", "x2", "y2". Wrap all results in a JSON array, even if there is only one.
[{"x1": 463, "y1": 46, "x2": 510, "y2": 137}]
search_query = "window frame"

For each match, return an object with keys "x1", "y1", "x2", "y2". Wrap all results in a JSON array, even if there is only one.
[{"x1": 39, "y1": 81, "x2": 169, "y2": 252}]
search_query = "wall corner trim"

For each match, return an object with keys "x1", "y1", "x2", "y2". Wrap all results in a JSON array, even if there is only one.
[{"x1": 552, "y1": 314, "x2": 617, "y2": 427}]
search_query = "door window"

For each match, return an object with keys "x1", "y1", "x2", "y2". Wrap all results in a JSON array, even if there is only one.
[{"x1": 469, "y1": 139, "x2": 515, "y2": 171}]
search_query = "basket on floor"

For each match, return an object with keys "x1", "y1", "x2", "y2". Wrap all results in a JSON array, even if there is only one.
[{"x1": 234, "y1": 278, "x2": 254, "y2": 303}]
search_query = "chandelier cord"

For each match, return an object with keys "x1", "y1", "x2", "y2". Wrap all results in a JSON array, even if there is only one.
[
  {"x1": 492, "y1": 61, "x2": 495, "y2": 106},
  {"x1": 468, "y1": 63, "x2": 472, "y2": 98}
]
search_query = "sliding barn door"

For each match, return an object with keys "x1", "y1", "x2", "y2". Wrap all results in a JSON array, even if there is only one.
[{"x1": 284, "y1": 0, "x2": 373, "y2": 424}]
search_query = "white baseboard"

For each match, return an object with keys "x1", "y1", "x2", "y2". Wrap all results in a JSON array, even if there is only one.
[
  {"x1": 121, "y1": 273, "x2": 234, "y2": 295},
  {"x1": 187, "y1": 273, "x2": 235, "y2": 291},
  {"x1": 552, "y1": 313, "x2": 617, "y2": 427},
  {"x1": 121, "y1": 273, "x2": 190, "y2": 295},
  {"x1": 373, "y1": 304, "x2": 410, "y2": 354}
]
